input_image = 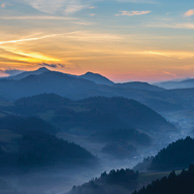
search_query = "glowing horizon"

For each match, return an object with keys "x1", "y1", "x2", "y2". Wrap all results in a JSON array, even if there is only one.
[{"x1": 0, "y1": 0, "x2": 194, "y2": 82}]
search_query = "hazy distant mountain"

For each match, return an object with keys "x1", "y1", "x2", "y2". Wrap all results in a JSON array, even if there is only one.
[
  {"x1": 155, "y1": 78, "x2": 194, "y2": 89},
  {"x1": 92, "y1": 128, "x2": 151, "y2": 146},
  {"x1": 101, "y1": 141, "x2": 138, "y2": 159},
  {"x1": 3, "y1": 94, "x2": 176, "y2": 134},
  {"x1": 116, "y1": 82, "x2": 164, "y2": 92},
  {"x1": 80, "y1": 72, "x2": 114, "y2": 86},
  {"x1": 134, "y1": 137, "x2": 194, "y2": 172},
  {"x1": 8, "y1": 67, "x2": 50, "y2": 80}
]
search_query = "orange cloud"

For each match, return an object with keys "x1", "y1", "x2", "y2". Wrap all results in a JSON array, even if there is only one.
[{"x1": 185, "y1": 9, "x2": 194, "y2": 17}]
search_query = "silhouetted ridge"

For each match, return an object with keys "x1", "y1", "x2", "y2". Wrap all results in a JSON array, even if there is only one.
[
  {"x1": 133, "y1": 164, "x2": 194, "y2": 194},
  {"x1": 69, "y1": 169, "x2": 139, "y2": 194}
]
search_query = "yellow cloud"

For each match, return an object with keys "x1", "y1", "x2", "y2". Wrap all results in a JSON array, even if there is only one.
[
  {"x1": 0, "y1": 34, "x2": 62, "y2": 45},
  {"x1": 1, "y1": 46, "x2": 60, "y2": 63}
]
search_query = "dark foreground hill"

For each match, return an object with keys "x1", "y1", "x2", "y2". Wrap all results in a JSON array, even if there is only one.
[
  {"x1": 69, "y1": 169, "x2": 139, "y2": 194},
  {"x1": 134, "y1": 137, "x2": 194, "y2": 172},
  {"x1": 0, "y1": 130, "x2": 96, "y2": 172},
  {"x1": 0, "y1": 116, "x2": 56, "y2": 134},
  {"x1": 133, "y1": 164, "x2": 194, "y2": 194},
  {"x1": 68, "y1": 168, "x2": 171, "y2": 194},
  {"x1": 0, "y1": 116, "x2": 96, "y2": 173}
]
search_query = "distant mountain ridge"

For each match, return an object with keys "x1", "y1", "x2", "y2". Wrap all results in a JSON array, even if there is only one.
[
  {"x1": 8, "y1": 67, "x2": 50, "y2": 80},
  {"x1": 80, "y1": 72, "x2": 114, "y2": 85},
  {"x1": 155, "y1": 78, "x2": 194, "y2": 89},
  {"x1": 0, "y1": 67, "x2": 188, "y2": 113},
  {"x1": 116, "y1": 82, "x2": 164, "y2": 92},
  {"x1": 8, "y1": 67, "x2": 114, "y2": 85}
]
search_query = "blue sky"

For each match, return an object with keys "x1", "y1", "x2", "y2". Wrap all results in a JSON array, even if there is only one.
[{"x1": 0, "y1": 0, "x2": 194, "y2": 81}]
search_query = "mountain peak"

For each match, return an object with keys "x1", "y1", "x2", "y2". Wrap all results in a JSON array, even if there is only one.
[
  {"x1": 8, "y1": 67, "x2": 50, "y2": 80},
  {"x1": 80, "y1": 71, "x2": 114, "y2": 85},
  {"x1": 84, "y1": 72, "x2": 99, "y2": 76},
  {"x1": 37, "y1": 67, "x2": 49, "y2": 71}
]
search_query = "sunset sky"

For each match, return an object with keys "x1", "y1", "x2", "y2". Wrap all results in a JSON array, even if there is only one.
[{"x1": 0, "y1": 0, "x2": 194, "y2": 82}]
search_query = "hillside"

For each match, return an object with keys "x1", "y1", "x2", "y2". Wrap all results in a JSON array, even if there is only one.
[
  {"x1": 0, "y1": 94, "x2": 177, "y2": 161},
  {"x1": 0, "y1": 116, "x2": 56, "y2": 134},
  {"x1": 133, "y1": 165, "x2": 194, "y2": 194},
  {"x1": 0, "y1": 116, "x2": 96, "y2": 172},
  {"x1": 0, "y1": 130, "x2": 96, "y2": 172},
  {"x1": 69, "y1": 169, "x2": 139, "y2": 194},
  {"x1": 134, "y1": 137, "x2": 194, "y2": 172},
  {"x1": 6, "y1": 94, "x2": 175, "y2": 133},
  {"x1": 68, "y1": 169, "x2": 171, "y2": 194}
]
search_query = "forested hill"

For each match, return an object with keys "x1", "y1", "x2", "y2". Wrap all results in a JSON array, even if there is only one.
[
  {"x1": 69, "y1": 169, "x2": 139, "y2": 194},
  {"x1": 3, "y1": 94, "x2": 176, "y2": 133},
  {"x1": 135, "y1": 137, "x2": 194, "y2": 172},
  {"x1": 133, "y1": 164, "x2": 194, "y2": 194}
]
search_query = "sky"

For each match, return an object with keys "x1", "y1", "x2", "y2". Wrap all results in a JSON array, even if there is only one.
[{"x1": 0, "y1": 0, "x2": 194, "y2": 82}]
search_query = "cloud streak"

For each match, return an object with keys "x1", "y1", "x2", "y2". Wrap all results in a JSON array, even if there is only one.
[
  {"x1": 116, "y1": 10, "x2": 151, "y2": 16},
  {"x1": 0, "y1": 16, "x2": 77, "y2": 20},
  {"x1": 147, "y1": 22, "x2": 194, "y2": 29},
  {"x1": 0, "y1": 34, "x2": 61, "y2": 45},
  {"x1": 20, "y1": 0, "x2": 95, "y2": 14}
]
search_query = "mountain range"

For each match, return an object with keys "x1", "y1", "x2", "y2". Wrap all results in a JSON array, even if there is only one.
[{"x1": 0, "y1": 67, "x2": 185, "y2": 113}]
